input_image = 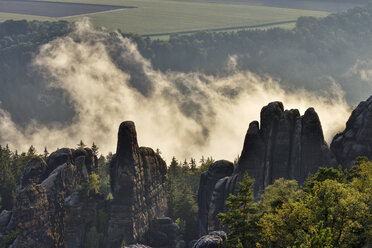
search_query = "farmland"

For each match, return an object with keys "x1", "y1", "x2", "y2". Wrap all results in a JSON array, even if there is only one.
[
  {"x1": 0, "y1": 1, "x2": 133, "y2": 18},
  {"x1": 0, "y1": 0, "x2": 351, "y2": 37}
]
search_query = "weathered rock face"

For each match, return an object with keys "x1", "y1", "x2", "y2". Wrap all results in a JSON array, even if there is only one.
[
  {"x1": 20, "y1": 157, "x2": 48, "y2": 188},
  {"x1": 197, "y1": 161, "x2": 233, "y2": 237},
  {"x1": 147, "y1": 217, "x2": 185, "y2": 248},
  {"x1": 3, "y1": 148, "x2": 98, "y2": 248},
  {"x1": 123, "y1": 245, "x2": 152, "y2": 248},
  {"x1": 205, "y1": 102, "x2": 336, "y2": 233},
  {"x1": 0, "y1": 210, "x2": 12, "y2": 233},
  {"x1": 331, "y1": 96, "x2": 372, "y2": 168},
  {"x1": 192, "y1": 231, "x2": 227, "y2": 248},
  {"x1": 63, "y1": 191, "x2": 108, "y2": 248},
  {"x1": 108, "y1": 121, "x2": 168, "y2": 247},
  {"x1": 1, "y1": 121, "x2": 172, "y2": 248},
  {"x1": 237, "y1": 102, "x2": 335, "y2": 193}
]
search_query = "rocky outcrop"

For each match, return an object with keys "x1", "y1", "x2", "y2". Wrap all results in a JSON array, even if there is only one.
[
  {"x1": 108, "y1": 121, "x2": 168, "y2": 247},
  {"x1": 147, "y1": 217, "x2": 185, "y2": 248},
  {"x1": 20, "y1": 157, "x2": 48, "y2": 188},
  {"x1": 237, "y1": 102, "x2": 335, "y2": 193},
  {"x1": 3, "y1": 147, "x2": 98, "y2": 248},
  {"x1": 204, "y1": 102, "x2": 336, "y2": 233},
  {"x1": 0, "y1": 121, "x2": 174, "y2": 248},
  {"x1": 0, "y1": 210, "x2": 12, "y2": 233},
  {"x1": 331, "y1": 96, "x2": 372, "y2": 168},
  {"x1": 198, "y1": 161, "x2": 233, "y2": 237},
  {"x1": 63, "y1": 191, "x2": 108, "y2": 248},
  {"x1": 192, "y1": 231, "x2": 227, "y2": 248},
  {"x1": 123, "y1": 245, "x2": 152, "y2": 248}
]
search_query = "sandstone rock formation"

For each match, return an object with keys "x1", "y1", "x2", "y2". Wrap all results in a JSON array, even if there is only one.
[
  {"x1": 204, "y1": 102, "x2": 336, "y2": 233},
  {"x1": 108, "y1": 121, "x2": 168, "y2": 247},
  {"x1": 238, "y1": 102, "x2": 335, "y2": 192},
  {"x1": 331, "y1": 96, "x2": 372, "y2": 168},
  {"x1": 3, "y1": 148, "x2": 98, "y2": 248},
  {"x1": 197, "y1": 160, "x2": 233, "y2": 237},
  {"x1": 0, "y1": 121, "x2": 173, "y2": 248}
]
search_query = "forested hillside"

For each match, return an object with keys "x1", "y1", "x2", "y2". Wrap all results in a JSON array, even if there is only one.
[
  {"x1": 129, "y1": 5, "x2": 372, "y2": 103},
  {"x1": 1, "y1": 5, "x2": 372, "y2": 130},
  {"x1": 218, "y1": 158, "x2": 372, "y2": 248}
]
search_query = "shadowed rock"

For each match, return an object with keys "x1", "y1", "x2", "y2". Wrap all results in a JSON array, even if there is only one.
[
  {"x1": 108, "y1": 121, "x2": 168, "y2": 247},
  {"x1": 5, "y1": 148, "x2": 98, "y2": 248},
  {"x1": 147, "y1": 217, "x2": 185, "y2": 248},
  {"x1": 331, "y1": 95, "x2": 372, "y2": 168},
  {"x1": 21, "y1": 157, "x2": 48, "y2": 188},
  {"x1": 2, "y1": 121, "x2": 175, "y2": 248},
  {"x1": 204, "y1": 101, "x2": 336, "y2": 233},
  {"x1": 193, "y1": 231, "x2": 227, "y2": 248},
  {"x1": 197, "y1": 160, "x2": 233, "y2": 236}
]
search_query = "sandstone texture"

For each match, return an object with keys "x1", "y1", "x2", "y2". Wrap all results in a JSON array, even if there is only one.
[
  {"x1": 4, "y1": 148, "x2": 98, "y2": 248},
  {"x1": 0, "y1": 121, "x2": 173, "y2": 248},
  {"x1": 147, "y1": 217, "x2": 185, "y2": 248},
  {"x1": 204, "y1": 102, "x2": 336, "y2": 233},
  {"x1": 108, "y1": 121, "x2": 168, "y2": 247},
  {"x1": 197, "y1": 160, "x2": 233, "y2": 237},
  {"x1": 331, "y1": 96, "x2": 372, "y2": 168}
]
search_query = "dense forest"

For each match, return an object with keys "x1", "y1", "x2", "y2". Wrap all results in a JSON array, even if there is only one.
[
  {"x1": 218, "y1": 157, "x2": 372, "y2": 247},
  {"x1": 0, "y1": 144, "x2": 213, "y2": 244},
  {"x1": 128, "y1": 5, "x2": 372, "y2": 103},
  {"x1": 1, "y1": 145, "x2": 371, "y2": 247}
]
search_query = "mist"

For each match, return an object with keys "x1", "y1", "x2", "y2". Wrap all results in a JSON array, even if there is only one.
[{"x1": 0, "y1": 20, "x2": 351, "y2": 162}]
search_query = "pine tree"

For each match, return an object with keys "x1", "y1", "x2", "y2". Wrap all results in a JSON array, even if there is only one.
[
  {"x1": 200, "y1": 156, "x2": 205, "y2": 164},
  {"x1": 168, "y1": 157, "x2": 179, "y2": 177},
  {"x1": 27, "y1": 145, "x2": 36, "y2": 155},
  {"x1": 77, "y1": 140, "x2": 86, "y2": 149},
  {"x1": 44, "y1": 146, "x2": 49, "y2": 158},
  {"x1": 189, "y1": 158, "x2": 196, "y2": 172},
  {"x1": 91, "y1": 142, "x2": 99, "y2": 156},
  {"x1": 218, "y1": 173, "x2": 259, "y2": 247}
]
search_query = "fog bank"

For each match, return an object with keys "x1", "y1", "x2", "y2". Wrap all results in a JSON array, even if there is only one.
[{"x1": 0, "y1": 20, "x2": 351, "y2": 162}]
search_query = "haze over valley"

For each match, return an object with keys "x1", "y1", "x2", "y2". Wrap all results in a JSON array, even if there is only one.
[{"x1": 0, "y1": 1, "x2": 372, "y2": 248}]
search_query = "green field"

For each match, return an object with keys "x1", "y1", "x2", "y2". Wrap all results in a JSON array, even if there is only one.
[{"x1": 0, "y1": 0, "x2": 329, "y2": 36}]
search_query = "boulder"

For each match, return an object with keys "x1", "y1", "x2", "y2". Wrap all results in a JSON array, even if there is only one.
[
  {"x1": 0, "y1": 210, "x2": 12, "y2": 232},
  {"x1": 192, "y1": 231, "x2": 227, "y2": 248},
  {"x1": 147, "y1": 217, "x2": 185, "y2": 248},
  {"x1": 123, "y1": 245, "x2": 152, "y2": 248}
]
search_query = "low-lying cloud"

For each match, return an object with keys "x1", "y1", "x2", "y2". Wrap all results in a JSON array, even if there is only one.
[{"x1": 0, "y1": 20, "x2": 351, "y2": 162}]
